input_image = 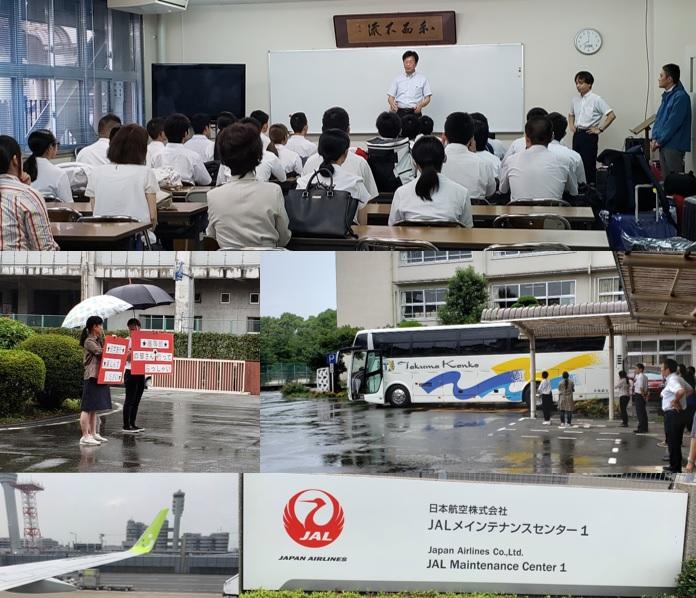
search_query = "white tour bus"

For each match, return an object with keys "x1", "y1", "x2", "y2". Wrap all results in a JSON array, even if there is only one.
[{"x1": 344, "y1": 323, "x2": 618, "y2": 407}]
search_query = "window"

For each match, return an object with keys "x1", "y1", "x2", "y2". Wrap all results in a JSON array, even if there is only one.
[
  {"x1": 400, "y1": 250, "x2": 472, "y2": 265},
  {"x1": 194, "y1": 293, "x2": 201, "y2": 304},
  {"x1": 141, "y1": 315, "x2": 175, "y2": 331},
  {"x1": 247, "y1": 317, "x2": 260, "y2": 333},
  {"x1": 0, "y1": 1, "x2": 143, "y2": 149},
  {"x1": 220, "y1": 293, "x2": 231, "y2": 304},
  {"x1": 400, "y1": 288, "x2": 447, "y2": 320},
  {"x1": 249, "y1": 292, "x2": 259, "y2": 305},
  {"x1": 491, "y1": 280, "x2": 576, "y2": 308},
  {"x1": 626, "y1": 338, "x2": 692, "y2": 368},
  {"x1": 597, "y1": 277, "x2": 624, "y2": 302}
]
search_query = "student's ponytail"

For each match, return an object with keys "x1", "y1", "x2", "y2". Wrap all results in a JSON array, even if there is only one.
[
  {"x1": 266, "y1": 142, "x2": 279, "y2": 157},
  {"x1": 412, "y1": 135, "x2": 445, "y2": 201},
  {"x1": 24, "y1": 129, "x2": 57, "y2": 182},
  {"x1": 316, "y1": 128, "x2": 350, "y2": 179},
  {"x1": 79, "y1": 327, "x2": 89, "y2": 347},
  {"x1": 318, "y1": 158, "x2": 335, "y2": 177}
]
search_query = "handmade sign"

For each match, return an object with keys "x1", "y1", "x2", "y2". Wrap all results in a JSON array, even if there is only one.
[
  {"x1": 130, "y1": 331, "x2": 175, "y2": 375},
  {"x1": 97, "y1": 336, "x2": 129, "y2": 385}
]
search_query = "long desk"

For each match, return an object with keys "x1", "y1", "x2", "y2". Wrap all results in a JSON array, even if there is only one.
[
  {"x1": 51, "y1": 222, "x2": 151, "y2": 250},
  {"x1": 361, "y1": 203, "x2": 596, "y2": 228},
  {"x1": 288, "y1": 225, "x2": 609, "y2": 250}
]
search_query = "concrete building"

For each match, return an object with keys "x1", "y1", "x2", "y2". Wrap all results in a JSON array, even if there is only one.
[
  {"x1": 172, "y1": 490, "x2": 185, "y2": 551},
  {"x1": 336, "y1": 250, "x2": 694, "y2": 368},
  {"x1": 0, "y1": 252, "x2": 260, "y2": 335},
  {"x1": 181, "y1": 532, "x2": 230, "y2": 553},
  {"x1": 124, "y1": 518, "x2": 172, "y2": 552}
]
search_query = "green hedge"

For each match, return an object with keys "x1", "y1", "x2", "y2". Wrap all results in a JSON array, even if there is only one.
[
  {"x1": 0, "y1": 318, "x2": 35, "y2": 349},
  {"x1": 33, "y1": 328, "x2": 259, "y2": 361},
  {"x1": 677, "y1": 558, "x2": 696, "y2": 597},
  {"x1": 18, "y1": 334, "x2": 83, "y2": 409},
  {"x1": 0, "y1": 349, "x2": 46, "y2": 416}
]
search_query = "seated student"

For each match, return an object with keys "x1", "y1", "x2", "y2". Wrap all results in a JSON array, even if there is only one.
[
  {"x1": 472, "y1": 116, "x2": 501, "y2": 180},
  {"x1": 76, "y1": 113, "x2": 121, "y2": 166},
  {"x1": 415, "y1": 115, "x2": 435, "y2": 144},
  {"x1": 213, "y1": 111, "x2": 238, "y2": 161},
  {"x1": 400, "y1": 113, "x2": 421, "y2": 148},
  {"x1": 268, "y1": 124, "x2": 303, "y2": 175},
  {"x1": 153, "y1": 113, "x2": 212, "y2": 185},
  {"x1": 217, "y1": 117, "x2": 286, "y2": 185},
  {"x1": 206, "y1": 122, "x2": 290, "y2": 249},
  {"x1": 184, "y1": 113, "x2": 215, "y2": 162},
  {"x1": 389, "y1": 136, "x2": 473, "y2": 227},
  {"x1": 302, "y1": 107, "x2": 378, "y2": 199},
  {"x1": 499, "y1": 116, "x2": 578, "y2": 201},
  {"x1": 24, "y1": 129, "x2": 72, "y2": 202},
  {"x1": 441, "y1": 112, "x2": 496, "y2": 200},
  {"x1": 85, "y1": 124, "x2": 158, "y2": 233},
  {"x1": 471, "y1": 112, "x2": 506, "y2": 160},
  {"x1": 366, "y1": 111, "x2": 414, "y2": 190},
  {"x1": 0, "y1": 135, "x2": 59, "y2": 250},
  {"x1": 286, "y1": 112, "x2": 318, "y2": 160},
  {"x1": 547, "y1": 112, "x2": 587, "y2": 186},
  {"x1": 145, "y1": 117, "x2": 167, "y2": 169},
  {"x1": 295, "y1": 128, "x2": 372, "y2": 221},
  {"x1": 502, "y1": 107, "x2": 549, "y2": 162},
  {"x1": 250, "y1": 110, "x2": 271, "y2": 150}
]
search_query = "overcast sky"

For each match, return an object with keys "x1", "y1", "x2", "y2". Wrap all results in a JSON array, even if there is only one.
[
  {"x1": 0, "y1": 474, "x2": 238, "y2": 547},
  {"x1": 261, "y1": 253, "x2": 336, "y2": 318}
]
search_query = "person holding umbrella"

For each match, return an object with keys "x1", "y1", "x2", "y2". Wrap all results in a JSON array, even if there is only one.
[
  {"x1": 123, "y1": 318, "x2": 146, "y2": 433},
  {"x1": 79, "y1": 315, "x2": 112, "y2": 446}
]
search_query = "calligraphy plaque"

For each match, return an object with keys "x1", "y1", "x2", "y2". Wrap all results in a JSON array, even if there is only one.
[{"x1": 334, "y1": 11, "x2": 457, "y2": 48}]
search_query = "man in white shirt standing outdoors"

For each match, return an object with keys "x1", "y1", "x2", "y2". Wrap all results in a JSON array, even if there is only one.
[
  {"x1": 632, "y1": 363, "x2": 649, "y2": 433},
  {"x1": 387, "y1": 51, "x2": 432, "y2": 118},
  {"x1": 568, "y1": 71, "x2": 616, "y2": 186},
  {"x1": 660, "y1": 358, "x2": 687, "y2": 473}
]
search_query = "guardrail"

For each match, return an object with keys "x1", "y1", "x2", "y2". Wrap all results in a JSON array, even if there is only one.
[{"x1": 148, "y1": 358, "x2": 247, "y2": 394}]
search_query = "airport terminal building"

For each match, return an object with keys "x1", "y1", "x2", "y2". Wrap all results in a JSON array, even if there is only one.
[{"x1": 336, "y1": 251, "x2": 693, "y2": 368}]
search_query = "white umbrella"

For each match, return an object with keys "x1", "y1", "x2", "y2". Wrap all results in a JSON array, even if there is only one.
[{"x1": 62, "y1": 295, "x2": 133, "y2": 329}]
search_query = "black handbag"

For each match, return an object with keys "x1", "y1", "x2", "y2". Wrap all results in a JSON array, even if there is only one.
[{"x1": 284, "y1": 169, "x2": 359, "y2": 238}]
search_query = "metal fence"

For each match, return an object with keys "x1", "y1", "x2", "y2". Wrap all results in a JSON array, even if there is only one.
[
  {"x1": 261, "y1": 363, "x2": 315, "y2": 387},
  {"x1": 148, "y1": 358, "x2": 246, "y2": 394}
]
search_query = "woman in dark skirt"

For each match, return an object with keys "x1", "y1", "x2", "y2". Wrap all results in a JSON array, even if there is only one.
[{"x1": 79, "y1": 315, "x2": 112, "y2": 446}]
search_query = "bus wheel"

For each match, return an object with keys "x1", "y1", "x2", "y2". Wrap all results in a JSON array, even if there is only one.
[
  {"x1": 521, "y1": 385, "x2": 531, "y2": 407},
  {"x1": 387, "y1": 385, "x2": 411, "y2": 407}
]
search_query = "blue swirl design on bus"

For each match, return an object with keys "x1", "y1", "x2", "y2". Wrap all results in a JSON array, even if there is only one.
[{"x1": 421, "y1": 370, "x2": 526, "y2": 401}]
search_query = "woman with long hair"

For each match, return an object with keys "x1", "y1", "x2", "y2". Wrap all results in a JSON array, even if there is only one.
[
  {"x1": 388, "y1": 135, "x2": 473, "y2": 227},
  {"x1": 79, "y1": 315, "x2": 112, "y2": 446},
  {"x1": 24, "y1": 129, "x2": 73, "y2": 202},
  {"x1": 557, "y1": 371, "x2": 575, "y2": 429}
]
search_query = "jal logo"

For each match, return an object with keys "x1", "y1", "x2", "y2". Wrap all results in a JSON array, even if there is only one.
[{"x1": 283, "y1": 489, "x2": 345, "y2": 548}]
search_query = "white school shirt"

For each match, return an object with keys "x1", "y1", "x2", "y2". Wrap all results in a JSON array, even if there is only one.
[
  {"x1": 85, "y1": 164, "x2": 159, "y2": 224},
  {"x1": 146, "y1": 140, "x2": 166, "y2": 169},
  {"x1": 32, "y1": 157, "x2": 73, "y2": 202},
  {"x1": 442, "y1": 143, "x2": 497, "y2": 199},
  {"x1": 477, "y1": 149, "x2": 502, "y2": 179},
  {"x1": 303, "y1": 151, "x2": 378, "y2": 199},
  {"x1": 499, "y1": 145, "x2": 578, "y2": 201},
  {"x1": 388, "y1": 71, "x2": 432, "y2": 109},
  {"x1": 217, "y1": 151, "x2": 287, "y2": 186},
  {"x1": 502, "y1": 136, "x2": 527, "y2": 163},
  {"x1": 570, "y1": 91, "x2": 612, "y2": 129},
  {"x1": 275, "y1": 144, "x2": 303, "y2": 174},
  {"x1": 365, "y1": 136, "x2": 415, "y2": 184},
  {"x1": 152, "y1": 143, "x2": 212, "y2": 186},
  {"x1": 76, "y1": 138, "x2": 110, "y2": 166},
  {"x1": 184, "y1": 134, "x2": 214, "y2": 162},
  {"x1": 260, "y1": 132, "x2": 271, "y2": 151},
  {"x1": 538, "y1": 379, "x2": 551, "y2": 395},
  {"x1": 295, "y1": 163, "x2": 372, "y2": 207},
  {"x1": 661, "y1": 372, "x2": 686, "y2": 411},
  {"x1": 488, "y1": 138, "x2": 506, "y2": 160},
  {"x1": 286, "y1": 134, "x2": 317, "y2": 159},
  {"x1": 633, "y1": 372, "x2": 648, "y2": 396},
  {"x1": 388, "y1": 173, "x2": 473, "y2": 228},
  {"x1": 549, "y1": 140, "x2": 587, "y2": 185}
]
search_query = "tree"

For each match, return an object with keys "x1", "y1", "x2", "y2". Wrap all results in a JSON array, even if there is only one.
[
  {"x1": 511, "y1": 295, "x2": 540, "y2": 308},
  {"x1": 438, "y1": 267, "x2": 489, "y2": 325},
  {"x1": 397, "y1": 320, "x2": 422, "y2": 328}
]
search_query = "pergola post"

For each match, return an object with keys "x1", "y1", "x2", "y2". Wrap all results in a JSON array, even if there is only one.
[
  {"x1": 608, "y1": 331, "x2": 615, "y2": 422},
  {"x1": 529, "y1": 332, "x2": 537, "y2": 419}
]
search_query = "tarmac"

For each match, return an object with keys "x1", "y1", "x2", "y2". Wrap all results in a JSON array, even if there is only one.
[
  {"x1": 90, "y1": 573, "x2": 232, "y2": 593},
  {"x1": 0, "y1": 389, "x2": 259, "y2": 472},
  {"x1": 261, "y1": 391, "x2": 684, "y2": 475}
]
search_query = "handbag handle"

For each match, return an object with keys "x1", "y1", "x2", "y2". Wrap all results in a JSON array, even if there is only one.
[{"x1": 302, "y1": 167, "x2": 336, "y2": 199}]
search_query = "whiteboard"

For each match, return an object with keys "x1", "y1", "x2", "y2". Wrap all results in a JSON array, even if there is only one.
[{"x1": 268, "y1": 44, "x2": 524, "y2": 134}]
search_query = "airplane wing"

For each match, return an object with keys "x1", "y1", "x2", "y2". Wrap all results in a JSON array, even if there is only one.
[{"x1": 0, "y1": 508, "x2": 168, "y2": 593}]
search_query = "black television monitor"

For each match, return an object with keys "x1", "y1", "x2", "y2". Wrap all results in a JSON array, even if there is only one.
[{"x1": 152, "y1": 64, "x2": 246, "y2": 120}]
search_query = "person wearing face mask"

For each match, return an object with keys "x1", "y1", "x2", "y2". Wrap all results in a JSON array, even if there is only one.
[{"x1": 568, "y1": 71, "x2": 615, "y2": 185}]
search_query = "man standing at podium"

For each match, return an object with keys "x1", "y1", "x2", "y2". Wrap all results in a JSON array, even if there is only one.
[{"x1": 388, "y1": 51, "x2": 432, "y2": 117}]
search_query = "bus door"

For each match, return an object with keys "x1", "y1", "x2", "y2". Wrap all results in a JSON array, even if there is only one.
[{"x1": 349, "y1": 350, "x2": 384, "y2": 401}]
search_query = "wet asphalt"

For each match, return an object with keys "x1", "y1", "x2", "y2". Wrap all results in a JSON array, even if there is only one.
[
  {"x1": 0, "y1": 389, "x2": 259, "y2": 473},
  {"x1": 261, "y1": 392, "x2": 679, "y2": 475}
]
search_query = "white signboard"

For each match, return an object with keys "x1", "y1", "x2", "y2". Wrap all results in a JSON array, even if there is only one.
[{"x1": 243, "y1": 474, "x2": 687, "y2": 596}]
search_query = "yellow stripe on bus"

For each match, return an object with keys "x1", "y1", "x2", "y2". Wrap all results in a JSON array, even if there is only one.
[{"x1": 491, "y1": 353, "x2": 600, "y2": 381}]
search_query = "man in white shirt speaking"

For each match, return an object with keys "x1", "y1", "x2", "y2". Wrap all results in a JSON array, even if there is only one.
[
  {"x1": 568, "y1": 71, "x2": 615, "y2": 185},
  {"x1": 387, "y1": 51, "x2": 432, "y2": 118}
]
